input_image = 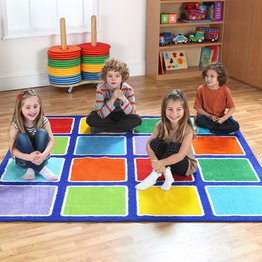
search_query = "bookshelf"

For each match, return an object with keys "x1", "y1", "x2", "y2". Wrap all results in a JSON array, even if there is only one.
[{"x1": 145, "y1": 0, "x2": 226, "y2": 80}]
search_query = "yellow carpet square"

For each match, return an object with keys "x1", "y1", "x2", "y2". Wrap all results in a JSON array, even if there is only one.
[
  {"x1": 137, "y1": 186, "x2": 204, "y2": 216},
  {"x1": 79, "y1": 117, "x2": 91, "y2": 134}
]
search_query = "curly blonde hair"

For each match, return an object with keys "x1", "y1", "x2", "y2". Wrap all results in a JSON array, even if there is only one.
[{"x1": 100, "y1": 58, "x2": 129, "y2": 82}]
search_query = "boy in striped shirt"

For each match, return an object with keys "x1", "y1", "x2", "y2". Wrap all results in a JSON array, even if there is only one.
[{"x1": 86, "y1": 58, "x2": 142, "y2": 132}]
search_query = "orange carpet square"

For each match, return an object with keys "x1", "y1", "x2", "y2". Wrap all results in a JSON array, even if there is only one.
[
  {"x1": 193, "y1": 136, "x2": 244, "y2": 155},
  {"x1": 70, "y1": 157, "x2": 126, "y2": 181}
]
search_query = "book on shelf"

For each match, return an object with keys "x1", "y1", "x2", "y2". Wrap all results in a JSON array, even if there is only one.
[
  {"x1": 208, "y1": 45, "x2": 220, "y2": 63},
  {"x1": 206, "y1": 1, "x2": 224, "y2": 21},
  {"x1": 159, "y1": 51, "x2": 165, "y2": 75},
  {"x1": 163, "y1": 50, "x2": 188, "y2": 71},
  {"x1": 199, "y1": 46, "x2": 220, "y2": 68}
]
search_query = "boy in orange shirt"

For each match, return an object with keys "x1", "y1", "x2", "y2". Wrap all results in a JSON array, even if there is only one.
[{"x1": 194, "y1": 63, "x2": 239, "y2": 134}]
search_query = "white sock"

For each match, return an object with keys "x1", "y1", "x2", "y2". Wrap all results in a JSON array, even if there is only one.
[
  {"x1": 39, "y1": 166, "x2": 58, "y2": 181},
  {"x1": 161, "y1": 167, "x2": 174, "y2": 191},
  {"x1": 23, "y1": 168, "x2": 35, "y2": 180},
  {"x1": 136, "y1": 170, "x2": 160, "y2": 190}
]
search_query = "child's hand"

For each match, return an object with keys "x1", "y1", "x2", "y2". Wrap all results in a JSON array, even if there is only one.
[
  {"x1": 210, "y1": 115, "x2": 219, "y2": 122},
  {"x1": 28, "y1": 151, "x2": 40, "y2": 162},
  {"x1": 112, "y1": 90, "x2": 120, "y2": 100},
  {"x1": 117, "y1": 90, "x2": 127, "y2": 103},
  {"x1": 217, "y1": 117, "x2": 226, "y2": 124},
  {"x1": 152, "y1": 159, "x2": 164, "y2": 173},
  {"x1": 32, "y1": 153, "x2": 46, "y2": 165}
]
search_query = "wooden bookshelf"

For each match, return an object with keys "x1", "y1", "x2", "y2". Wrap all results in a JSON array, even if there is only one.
[{"x1": 145, "y1": 0, "x2": 226, "y2": 80}]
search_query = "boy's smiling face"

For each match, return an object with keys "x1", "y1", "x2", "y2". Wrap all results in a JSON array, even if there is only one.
[
  {"x1": 106, "y1": 70, "x2": 122, "y2": 90},
  {"x1": 205, "y1": 69, "x2": 219, "y2": 89}
]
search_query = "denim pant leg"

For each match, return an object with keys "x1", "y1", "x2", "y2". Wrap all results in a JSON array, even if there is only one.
[
  {"x1": 34, "y1": 128, "x2": 49, "y2": 152},
  {"x1": 15, "y1": 130, "x2": 49, "y2": 172},
  {"x1": 15, "y1": 133, "x2": 34, "y2": 169}
]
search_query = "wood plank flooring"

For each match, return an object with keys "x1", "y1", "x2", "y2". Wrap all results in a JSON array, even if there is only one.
[{"x1": 0, "y1": 76, "x2": 261, "y2": 262}]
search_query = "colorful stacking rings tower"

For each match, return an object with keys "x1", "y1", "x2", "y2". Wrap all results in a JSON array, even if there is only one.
[
  {"x1": 79, "y1": 16, "x2": 111, "y2": 81},
  {"x1": 48, "y1": 18, "x2": 81, "y2": 85}
]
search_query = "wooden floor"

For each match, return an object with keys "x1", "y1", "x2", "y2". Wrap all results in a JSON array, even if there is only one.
[{"x1": 0, "y1": 76, "x2": 261, "y2": 262}]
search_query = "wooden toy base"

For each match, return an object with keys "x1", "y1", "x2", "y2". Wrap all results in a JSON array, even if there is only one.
[{"x1": 49, "y1": 80, "x2": 99, "y2": 92}]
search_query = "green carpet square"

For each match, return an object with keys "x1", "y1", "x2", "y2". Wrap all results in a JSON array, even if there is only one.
[
  {"x1": 52, "y1": 136, "x2": 70, "y2": 155},
  {"x1": 199, "y1": 158, "x2": 259, "y2": 182},
  {"x1": 134, "y1": 118, "x2": 160, "y2": 133},
  {"x1": 62, "y1": 186, "x2": 128, "y2": 216}
]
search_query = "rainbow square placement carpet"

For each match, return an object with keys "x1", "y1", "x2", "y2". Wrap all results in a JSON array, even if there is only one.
[{"x1": 0, "y1": 116, "x2": 261, "y2": 222}]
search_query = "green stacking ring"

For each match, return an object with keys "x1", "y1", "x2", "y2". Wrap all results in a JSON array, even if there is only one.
[
  {"x1": 48, "y1": 58, "x2": 81, "y2": 68},
  {"x1": 81, "y1": 55, "x2": 109, "y2": 64}
]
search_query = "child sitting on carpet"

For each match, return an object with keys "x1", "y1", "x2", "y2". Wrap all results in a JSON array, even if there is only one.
[
  {"x1": 9, "y1": 89, "x2": 58, "y2": 181},
  {"x1": 86, "y1": 57, "x2": 142, "y2": 132},
  {"x1": 194, "y1": 63, "x2": 239, "y2": 134},
  {"x1": 136, "y1": 89, "x2": 197, "y2": 191}
]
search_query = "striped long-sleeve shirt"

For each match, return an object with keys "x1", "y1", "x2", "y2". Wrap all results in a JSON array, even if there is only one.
[{"x1": 95, "y1": 82, "x2": 137, "y2": 118}]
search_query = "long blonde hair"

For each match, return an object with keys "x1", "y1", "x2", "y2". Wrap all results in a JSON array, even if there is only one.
[
  {"x1": 158, "y1": 89, "x2": 194, "y2": 143},
  {"x1": 11, "y1": 89, "x2": 45, "y2": 134}
]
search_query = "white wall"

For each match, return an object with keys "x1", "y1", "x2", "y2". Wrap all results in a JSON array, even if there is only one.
[{"x1": 0, "y1": 0, "x2": 146, "y2": 91}]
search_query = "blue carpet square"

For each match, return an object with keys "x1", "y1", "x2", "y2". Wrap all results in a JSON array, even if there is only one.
[
  {"x1": 74, "y1": 136, "x2": 126, "y2": 155},
  {"x1": 206, "y1": 186, "x2": 262, "y2": 216},
  {"x1": 1, "y1": 158, "x2": 64, "y2": 182}
]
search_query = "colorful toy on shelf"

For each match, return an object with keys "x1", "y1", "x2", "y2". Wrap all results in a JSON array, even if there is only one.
[
  {"x1": 188, "y1": 31, "x2": 204, "y2": 43},
  {"x1": 160, "y1": 13, "x2": 176, "y2": 24},
  {"x1": 183, "y1": 2, "x2": 208, "y2": 21},
  {"x1": 159, "y1": 32, "x2": 172, "y2": 46},
  {"x1": 172, "y1": 34, "x2": 188, "y2": 45},
  {"x1": 197, "y1": 26, "x2": 220, "y2": 42},
  {"x1": 184, "y1": 2, "x2": 200, "y2": 11}
]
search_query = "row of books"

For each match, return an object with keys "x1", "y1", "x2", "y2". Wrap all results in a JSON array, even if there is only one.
[{"x1": 159, "y1": 46, "x2": 220, "y2": 74}]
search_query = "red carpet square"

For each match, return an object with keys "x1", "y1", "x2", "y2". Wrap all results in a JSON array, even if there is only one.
[
  {"x1": 193, "y1": 136, "x2": 244, "y2": 155},
  {"x1": 135, "y1": 158, "x2": 193, "y2": 182},
  {"x1": 70, "y1": 157, "x2": 127, "y2": 182},
  {"x1": 49, "y1": 117, "x2": 74, "y2": 134}
]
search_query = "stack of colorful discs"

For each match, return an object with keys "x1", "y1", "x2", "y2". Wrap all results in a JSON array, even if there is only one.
[
  {"x1": 48, "y1": 18, "x2": 82, "y2": 86},
  {"x1": 79, "y1": 42, "x2": 110, "y2": 81},
  {"x1": 48, "y1": 45, "x2": 81, "y2": 85}
]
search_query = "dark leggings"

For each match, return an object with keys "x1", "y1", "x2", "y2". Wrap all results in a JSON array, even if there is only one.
[
  {"x1": 150, "y1": 138, "x2": 189, "y2": 176},
  {"x1": 86, "y1": 109, "x2": 142, "y2": 132},
  {"x1": 195, "y1": 114, "x2": 239, "y2": 134},
  {"x1": 15, "y1": 129, "x2": 49, "y2": 172}
]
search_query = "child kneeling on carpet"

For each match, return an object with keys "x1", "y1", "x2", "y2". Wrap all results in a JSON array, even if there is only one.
[
  {"x1": 86, "y1": 57, "x2": 142, "y2": 133},
  {"x1": 194, "y1": 63, "x2": 239, "y2": 134},
  {"x1": 136, "y1": 89, "x2": 197, "y2": 191},
  {"x1": 9, "y1": 89, "x2": 58, "y2": 181}
]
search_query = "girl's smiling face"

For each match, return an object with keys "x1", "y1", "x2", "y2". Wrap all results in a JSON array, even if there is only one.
[
  {"x1": 106, "y1": 70, "x2": 122, "y2": 90},
  {"x1": 204, "y1": 69, "x2": 219, "y2": 89},
  {"x1": 21, "y1": 96, "x2": 40, "y2": 125},
  {"x1": 165, "y1": 99, "x2": 184, "y2": 126}
]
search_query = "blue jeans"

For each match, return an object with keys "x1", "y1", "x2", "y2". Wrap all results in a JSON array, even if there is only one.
[{"x1": 15, "y1": 129, "x2": 49, "y2": 172}]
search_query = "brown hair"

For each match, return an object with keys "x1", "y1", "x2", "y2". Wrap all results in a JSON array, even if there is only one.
[
  {"x1": 158, "y1": 89, "x2": 194, "y2": 143},
  {"x1": 11, "y1": 89, "x2": 45, "y2": 134},
  {"x1": 100, "y1": 57, "x2": 129, "y2": 82},
  {"x1": 202, "y1": 63, "x2": 228, "y2": 86}
]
